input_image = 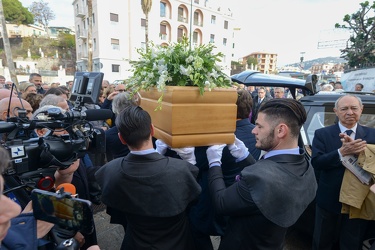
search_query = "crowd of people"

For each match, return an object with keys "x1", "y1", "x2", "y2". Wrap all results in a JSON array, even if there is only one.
[{"x1": 0, "y1": 73, "x2": 373, "y2": 250}]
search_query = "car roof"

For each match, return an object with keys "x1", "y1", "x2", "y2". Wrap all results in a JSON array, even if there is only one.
[
  {"x1": 231, "y1": 70, "x2": 314, "y2": 95},
  {"x1": 300, "y1": 91, "x2": 375, "y2": 106}
]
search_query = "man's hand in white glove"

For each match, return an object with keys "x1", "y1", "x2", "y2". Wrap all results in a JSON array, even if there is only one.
[
  {"x1": 155, "y1": 139, "x2": 169, "y2": 155},
  {"x1": 206, "y1": 144, "x2": 226, "y2": 167},
  {"x1": 171, "y1": 147, "x2": 196, "y2": 165},
  {"x1": 228, "y1": 137, "x2": 249, "y2": 160}
]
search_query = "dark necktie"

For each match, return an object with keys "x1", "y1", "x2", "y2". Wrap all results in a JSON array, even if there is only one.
[{"x1": 345, "y1": 130, "x2": 353, "y2": 136}]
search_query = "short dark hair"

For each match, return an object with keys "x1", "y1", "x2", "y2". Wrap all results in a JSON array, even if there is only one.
[
  {"x1": 29, "y1": 73, "x2": 41, "y2": 81},
  {"x1": 44, "y1": 87, "x2": 64, "y2": 97},
  {"x1": 258, "y1": 98, "x2": 306, "y2": 138},
  {"x1": 236, "y1": 89, "x2": 252, "y2": 119},
  {"x1": 356, "y1": 83, "x2": 364, "y2": 89},
  {"x1": 115, "y1": 105, "x2": 152, "y2": 148}
]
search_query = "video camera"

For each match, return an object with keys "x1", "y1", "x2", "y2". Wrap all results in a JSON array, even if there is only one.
[{"x1": 1, "y1": 72, "x2": 111, "y2": 191}]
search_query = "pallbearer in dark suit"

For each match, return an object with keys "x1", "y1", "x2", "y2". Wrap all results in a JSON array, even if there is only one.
[
  {"x1": 312, "y1": 94, "x2": 375, "y2": 250},
  {"x1": 96, "y1": 106, "x2": 201, "y2": 250},
  {"x1": 206, "y1": 98, "x2": 317, "y2": 250}
]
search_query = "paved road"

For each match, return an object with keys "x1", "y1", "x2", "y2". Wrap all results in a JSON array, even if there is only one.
[{"x1": 93, "y1": 204, "x2": 311, "y2": 250}]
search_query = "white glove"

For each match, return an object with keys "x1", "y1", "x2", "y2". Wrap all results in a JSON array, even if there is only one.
[
  {"x1": 228, "y1": 137, "x2": 249, "y2": 159},
  {"x1": 155, "y1": 139, "x2": 169, "y2": 155},
  {"x1": 206, "y1": 144, "x2": 226, "y2": 167},
  {"x1": 171, "y1": 147, "x2": 196, "y2": 165}
]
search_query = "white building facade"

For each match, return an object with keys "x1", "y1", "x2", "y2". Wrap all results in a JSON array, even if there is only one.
[{"x1": 72, "y1": 0, "x2": 235, "y2": 83}]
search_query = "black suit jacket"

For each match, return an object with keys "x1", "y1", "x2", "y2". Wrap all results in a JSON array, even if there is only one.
[
  {"x1": 95, "y1": 153, "x2": 201, "y2": 250},
  {"x1": 209, "y1": 153, "x2": 317, "y2": 249},
  {"x1": 312, "y1": 123, "x2": 375, "y2": 214},
  {"x1": 251, "y1": 95, "x2": 272, "y2": 124}
]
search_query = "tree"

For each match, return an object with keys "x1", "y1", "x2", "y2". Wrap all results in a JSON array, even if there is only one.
[
  {"x1": 335, "y1": 1, "x2": 375, "y2": 67},
  {"x1": 141, "y1": 0, "x2": 152, "y2": 50},
  {"x1": 0, "y1": 0, "x2": 18, "y2": 85},
  {"x1": 2, "y1": 0, "x2": 33, "y2": 24},
  {"x1": 247, "y1": 57, "x2": 258, "y2": 69},
  {"x1": 29, "y1": 0, "x2": 55, "y2": 36}
]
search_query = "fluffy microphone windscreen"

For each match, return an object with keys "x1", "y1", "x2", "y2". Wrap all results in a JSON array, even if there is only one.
[{"x1": 56, "y1": 183, "x2": 76, "y2": 195}]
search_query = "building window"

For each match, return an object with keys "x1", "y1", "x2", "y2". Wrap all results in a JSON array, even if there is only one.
[
  {"x1": 160, "y1": 2, "x2": 166, "y2": 17},
  {"x1": 193, "y1": 31, "x2": 198, "y2": 44},
  {"x1": 110, "y1": 13, "x2": 119, "y2": 22},
  {"x1": 223, "y1": 38, "x2": 227, "y2": 46},
  {"x1": 92, "y1": 13, "x2": 95, "y2": 25},
  {"x1": 160, "y1": 24, "x2": 167, "y2": 40},
  {"x1": 111, "y1": 38, "x2": 120, "y2": 50},
  {"x1": 194, "y1": 0, "x2": 199, "y2": 3},
  {"x1": 141, "y1": 18, "x2": 146, "y2": 27},
  {"x1": 194, "y1": 12, "x2": 199, "y2": 25},
  {"x1": 177, "y1": 27, "x2": 184, "y2": 41},
  {"x1": 93, "y1": 38, "x2": 96, "y2": 51},
  {"x1": 210, "y1": 34, "x2": 215, "y2": 43},
  {"x1": 224, "y1": 20, "x2": 228, "y2": 29},
  {"x1": 211, "y1": 15, "x2": 216, "y2": 24},
  {"x1": 178, "y1": 7, "x2": 186, "y2": 22},
  {"x1": 112, "y1": 64, "x2": 120, "y2": 72}
]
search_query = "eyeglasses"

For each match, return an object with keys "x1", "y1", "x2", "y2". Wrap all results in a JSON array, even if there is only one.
[{"x1": 117, "y1": 89, "x2": 125, "y2": 92}]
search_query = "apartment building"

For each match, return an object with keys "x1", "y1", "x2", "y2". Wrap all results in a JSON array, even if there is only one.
[
  {"x1": 3, "y1": 23, "x2": 46, "y2": 38},
  {"x1": 242, "y1": 52, "x2": 278, "y2": 74},
  {"x1": 310, "y1": 62, "x2": 345, "y2": 75},
  {"x1": 73, "y1": 0, "x2": 235, "y2": 82}
]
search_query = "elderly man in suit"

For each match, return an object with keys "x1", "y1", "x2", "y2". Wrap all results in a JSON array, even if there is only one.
[{"x1": 312, "y1": 94, "x2": 375, "y2": 250}]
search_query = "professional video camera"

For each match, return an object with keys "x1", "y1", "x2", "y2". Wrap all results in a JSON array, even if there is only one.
[{"x1": 1, "y1": 72, "x2": 112, "y2": 196}]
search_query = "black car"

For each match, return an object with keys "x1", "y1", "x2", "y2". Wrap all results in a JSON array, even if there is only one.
[{"x1": 231, "y1": 71, "x2": 375, "y2": 248}]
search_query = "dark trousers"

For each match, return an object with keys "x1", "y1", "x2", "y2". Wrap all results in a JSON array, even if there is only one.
[{"x1": 313, "y1": 205, "x2": 369, "y2": 250}]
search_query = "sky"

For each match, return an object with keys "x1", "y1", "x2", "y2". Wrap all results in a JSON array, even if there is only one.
[{"x1": 19, "y1": 0, "x2": 364, "y2": 66}]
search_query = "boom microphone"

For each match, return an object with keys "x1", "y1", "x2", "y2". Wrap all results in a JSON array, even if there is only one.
[
  {"x1": 83, "y1": 109, "x2": 113, "y2": 121},
  {"x1": 0, "y1": 121, "x2": 17, "y2": 133},
  {"x1": 36, "y1": 108, "x2": 113, "y2": 122}
]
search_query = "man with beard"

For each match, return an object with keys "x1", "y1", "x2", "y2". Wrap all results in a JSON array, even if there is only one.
[
  {"x1": 206, "y1": 98, "x2": 317, "y2": 249},
  {"x1": 29, "y1": 73, "x2": 45, "y2": 94}
]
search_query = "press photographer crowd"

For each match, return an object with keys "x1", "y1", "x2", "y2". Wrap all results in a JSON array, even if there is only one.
[{"x1": 0, "y1": 72, "x2": 373, "y2": 250}]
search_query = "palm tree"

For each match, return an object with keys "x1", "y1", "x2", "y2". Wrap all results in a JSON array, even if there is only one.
[
  {"x1": 87, "y1": 0, "x2": 93, "y2": 71},
  {"x1": 0, "y1": 0, "x2": 18, "y2": 85},
  {"x1": 141, "y1": 0, "x2": 152, "y2": 50}
]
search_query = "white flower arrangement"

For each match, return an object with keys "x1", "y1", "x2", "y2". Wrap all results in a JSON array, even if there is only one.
[{"x1": 127, "y1": 37, "x2": 232, "y2": 107}]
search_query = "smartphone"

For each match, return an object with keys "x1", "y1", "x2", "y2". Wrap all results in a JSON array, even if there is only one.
[{"x1": 31, "y1": 189, "x2": 94, "y2": 234}]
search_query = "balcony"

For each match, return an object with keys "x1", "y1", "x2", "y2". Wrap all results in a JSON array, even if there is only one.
[
  {"x1": 76, "y1": 10, "x2": 86, "y2": 18},
  {"x1": 159, "y1": 33, "x2": 167, "y2": 40},
  {"x1": 193, "y1": 20, "x2": 203, "y2": 27},
  {"x1": 178, "y1": 15, "x2": 188, "y2": 23},
  {"x1": 79, "y1": 31, "x2": 87, "y2": 40},
  {"x1": 78, "y1": 52, "x2": 88, "y2": 60}
]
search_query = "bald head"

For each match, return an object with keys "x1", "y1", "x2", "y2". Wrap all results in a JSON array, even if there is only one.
[
  {"x1": 0, "y1": 89, "x2": 16, "y2": 100},
  {"x1": 0, "y1": 97, "x2": 33, "y2": 120}
]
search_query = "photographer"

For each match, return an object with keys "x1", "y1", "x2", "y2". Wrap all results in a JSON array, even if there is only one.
[{"x1": 0, "y1": 146, "x2": 100, "y2": 249}]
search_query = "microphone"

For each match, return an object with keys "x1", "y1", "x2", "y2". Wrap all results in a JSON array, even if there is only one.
[
  {"x1": 0, "y1": 121, "x2": 17, "y2": 133},
  {"x1": 56, "y1": 183, "x2": 77, "y2": 196},
  {"x1": 36, "y1": 108, "x2": 113, "y2": 122},
  {"x1": 82, "y1": 109, "x2": 113, "y2": 121}
]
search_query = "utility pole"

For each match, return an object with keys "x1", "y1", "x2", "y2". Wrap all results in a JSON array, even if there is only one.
[
  {"x1": 189, "y1": 0, "x2": 193, "y2": 50},
  {"x1": 299, "y1": 52, "x2": 305, "y2": 71},
  {"x1": 0, "y1": 0, "x2": 18, "y2": 86}
]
